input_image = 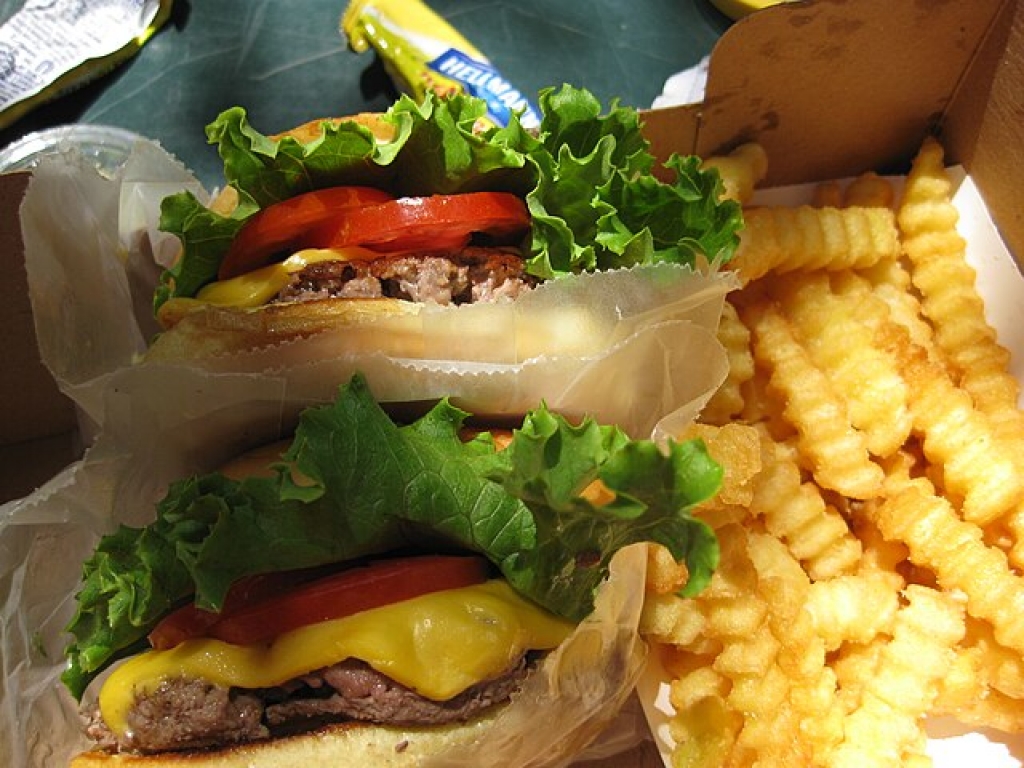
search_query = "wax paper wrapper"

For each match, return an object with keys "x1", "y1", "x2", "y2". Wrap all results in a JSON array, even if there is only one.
[
  {"x1": 19, "y1": 137, "x2": 736, "y2": 444},
  {"x1": 0, "y1": 358, "x2": 652, "y2": 768},
  {"x1": 6, "y1": 133, "x2": 733, "y2": 766}
]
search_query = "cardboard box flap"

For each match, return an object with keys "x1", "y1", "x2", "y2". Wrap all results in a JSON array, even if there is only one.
[
  {"x1": 0, "y1": 170, "x2": 79, "y2": 501},
  {"x1": 642, "y1": 0, "x2": 1012, "y2": 181},
  {"x1": 946, "y1": 0, "x2": 1024, "y2": 265}
]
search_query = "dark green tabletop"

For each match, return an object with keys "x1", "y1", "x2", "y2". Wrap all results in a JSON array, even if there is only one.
[{"x1": 0, "y1": 0, "x2": 729, "y2": 190}]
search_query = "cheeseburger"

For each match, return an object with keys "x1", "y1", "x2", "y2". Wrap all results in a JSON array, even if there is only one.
[
  {"x1": 63, "y1": 374, "x2": 723, "y2": 765},
  {"x1": 146, "y1": 84, "x2": 742, "y2": 360}
]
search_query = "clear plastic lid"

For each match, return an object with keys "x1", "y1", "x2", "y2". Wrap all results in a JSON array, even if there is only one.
[{"x1": 0, "y1": 123, "x2": 142, "y2": 176}]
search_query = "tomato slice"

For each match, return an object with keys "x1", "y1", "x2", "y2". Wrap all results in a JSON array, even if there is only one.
[
  {"x1": 149, "y1": 555, "x2": 491, "y2": 649},
  {"x1": 148, "y1": 569, "x2": 319, "y2": 650},
  {"x1": 217, "y1": 190, "x2": 530, "y2": 282},
  {"x1": 310, "y1": 192, "x2": 529, "y2": 256},
  {"x1": 219, "y1": 186, "x2": 395, "y2": 280}
]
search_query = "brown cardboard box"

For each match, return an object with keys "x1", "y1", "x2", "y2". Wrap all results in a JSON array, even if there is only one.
[{"x1": 641, "y1": 0, "x2": 1023, "y2": 259}]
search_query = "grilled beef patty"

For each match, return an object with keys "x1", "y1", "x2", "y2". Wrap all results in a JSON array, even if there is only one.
[
  {"x1": 277, "y1": 247, "x2": 535, "y2": 305},
  {"x1": 86, "y1": 656, "x2": 530, "y2": 755}
]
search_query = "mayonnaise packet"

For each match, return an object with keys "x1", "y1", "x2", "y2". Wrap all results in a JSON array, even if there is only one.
[
  {"x1": 0, "y1": 0, "x2": 173, "y2": 131},
  {"x1": 342, "y1": 0, "x2": 540, "y2": 129}
]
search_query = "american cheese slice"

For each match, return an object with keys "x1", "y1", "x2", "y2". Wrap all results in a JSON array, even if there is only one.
[{"x1": 99, "y1": 580, "x2": 572, "y2": 737}]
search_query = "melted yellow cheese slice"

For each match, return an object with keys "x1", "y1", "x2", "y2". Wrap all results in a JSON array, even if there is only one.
[
  {"x1": 196, "y1": 247, "x2": 383, "y2": 308},
  {"x1": 99, "y1": 580, "x2": 572, "y2": 737}
]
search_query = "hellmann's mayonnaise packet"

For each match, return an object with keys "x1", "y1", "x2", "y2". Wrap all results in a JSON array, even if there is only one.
[
  {"x1": 342, "y1": 0, "x2": 540, "y2": 130},
  {"x1": 0, "y1": 0, "x2": 173, "y2": 131}
]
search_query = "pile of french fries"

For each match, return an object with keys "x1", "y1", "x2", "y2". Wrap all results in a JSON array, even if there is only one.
[{"x1": 642, "y1": 137, "x2": 1024, "y2": 766}]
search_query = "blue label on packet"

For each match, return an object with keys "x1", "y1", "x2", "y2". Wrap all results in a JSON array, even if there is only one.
[{"x1": 428, "y1": 48, "x2": 540, "y2": 129}]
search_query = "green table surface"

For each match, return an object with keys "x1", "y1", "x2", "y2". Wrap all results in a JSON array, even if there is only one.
[{"x1": 0, "y1": 0, "x2": 729, "y2": 189}]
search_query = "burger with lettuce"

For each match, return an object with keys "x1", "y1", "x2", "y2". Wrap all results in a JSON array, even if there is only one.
[
  {"x1": 146, "y1": 84, "x2": 742, "y2": 361},
  {"x1": 63, "y1": 374, "x2": 722, "y2": 766}
]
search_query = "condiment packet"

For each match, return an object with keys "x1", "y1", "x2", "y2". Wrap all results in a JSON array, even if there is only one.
[
  {"x1": 342, "y1": 0, "x2": 539, "y2": 130},
  {"x1": 0, "y1": 0, "x2": 173, "y2": 130}
]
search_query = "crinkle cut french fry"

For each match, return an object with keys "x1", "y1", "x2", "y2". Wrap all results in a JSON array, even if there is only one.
[
  {"x1": 750, "y1": 433, "x2": 862, "y2": 580},
  {"x1": 680, "y1": 422, "x2": 762, "y2": 509},
  {"x1": 641, "y1": 591, "x2": 706, "y2": 646},
  {"x1": 745, "y1": 532, "x2": 845, "y2": 761},
  {"x1": 669, "y1": 693, "x2": 740, "y2": 768},
  {"x1": 645, "y1": 542, "x2": 691, "y2": 594},
  {"x1": 744, "y1": 301, "x2": 884, "y2": 499},
  {"x1": 812, "y1": 179, "x2": 844, "y2": 208},
  {"x1": 710, "y1": 530, "x2": 813, "y2": 763},
  {"x1": 701, "y1": 142, "x2": 768, "y2": 205},
  {"x1": 897, "y1": 136, "x2": 1024, "y2": 572},
  {"x1": 731, "y1": 204, "x2": 899, "y2": 283},
  {"x1": 843, "y1": 171, "x2": 895, "y2": 209},
  {"x1": 701, "y1": 300, "x2": 754, "y2": 426},
  {"x1": 954, "y1": 617, "x2": 1024, "y2": 700},
  {"x1": 935, "y1": 636, "x2": 1024, "y2": 733},
  {"x1": 899, "y1": 136, "x2": 1022, "y2": 424},
  {"x1": 867, "y1": 482, "x2": 1024, "y2": 656},
  {"x1": 774, "y1": 271, "x2": 912, "y2": 458},
  {"x1": 665, "y1": 525, "x2": 811, "y2": 765},
  {"x1": 878, "y1": 321, "x2": 1024, "y2": 526},
  {"x1": 827, "y1": 585, "x2": 965, "y2": 768},
  {"x1": 806, "y1": 571, "x2": 900, "y2": 651}
]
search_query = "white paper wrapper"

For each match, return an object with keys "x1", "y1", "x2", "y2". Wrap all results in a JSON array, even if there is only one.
[{"x1": 18, "y1": 138, "x2": 736, "y2": 443}]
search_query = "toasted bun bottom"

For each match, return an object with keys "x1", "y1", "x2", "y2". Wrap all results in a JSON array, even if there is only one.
[
  {"x1": 146, "y1": 296, "x2": 424, "y2": 362},
  {"x1": 70, "y1": 713, "x2": 498, "y2": 768}
]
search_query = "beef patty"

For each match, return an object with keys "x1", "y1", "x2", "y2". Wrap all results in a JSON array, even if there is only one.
[
  {"x1": 86, "y1": 656, "x2": 530, "y2": 755},
  {"x1": 277, "y1": 247, "x2": 536, "y2": 305}
]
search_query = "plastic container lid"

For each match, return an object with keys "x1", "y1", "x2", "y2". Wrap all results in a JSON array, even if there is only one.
[{"x1": 0, "y1": 124, "x2": 142, "y2": 176}]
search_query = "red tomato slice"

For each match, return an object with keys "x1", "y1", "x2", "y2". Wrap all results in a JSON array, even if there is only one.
[
  {"x1": 217, "y1": 190, "x2": 530, "y2": 282},
  {"x1": 148, "y1": 569, "x2": 319, "y2": 650},
  {"x1": 218, "y1": 186, "x2": 395, "y2": 280},
  {"x1": 311, "y1": 192, "x2": 530, "y2": 255},
  {"x1": 149, "y1": 555, "x2": 491, "y2": 649}
]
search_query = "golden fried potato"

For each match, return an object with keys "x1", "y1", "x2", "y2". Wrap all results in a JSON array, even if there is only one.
[
  {"x1": 731, "y1": 205, "x2": 900, "y2": 283},
  {"x1": 843, "y1": 171, "x2": 895, "y2": 208},
  {"x1": 646, "y1": 135, "x2": 1024, "y2": 768},
  {"x1": 701, "y1": 142, "x2": 769, "y2": 205}
]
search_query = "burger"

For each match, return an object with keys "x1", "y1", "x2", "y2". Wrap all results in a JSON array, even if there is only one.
[
  {"x1": 145, "y1": 84, "x2": 743, "y2": 361},
  {"x1": 62, "y1": 373, "x2": 723, "y2": 765}
]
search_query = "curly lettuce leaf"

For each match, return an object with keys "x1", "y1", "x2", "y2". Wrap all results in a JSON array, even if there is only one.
[
  {"x1": 154, "y1": 85, "x2": 742, "y2": 312},
  {"x1": 62, "y1": 374, "x2": 721, "y2": 699}
]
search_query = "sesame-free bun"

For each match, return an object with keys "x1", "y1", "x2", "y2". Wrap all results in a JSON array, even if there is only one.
[
  {"x1": 147, "y1": 296, "x2": 424, "y2": 362},
  {"x1": 272, "y1": 112, "x2": 396, "y2": 144},
  {"x1": 70, "y1": 714, "x2": 499, "y2": 767}
]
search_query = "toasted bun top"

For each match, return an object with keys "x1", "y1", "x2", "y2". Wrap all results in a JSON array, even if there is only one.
[
  {"x1": 205, "y1": 113, "x2": 394, "y2": 218},
  {"x1": 271, "y1": 112, "x2": 395, "y2": 144}
]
